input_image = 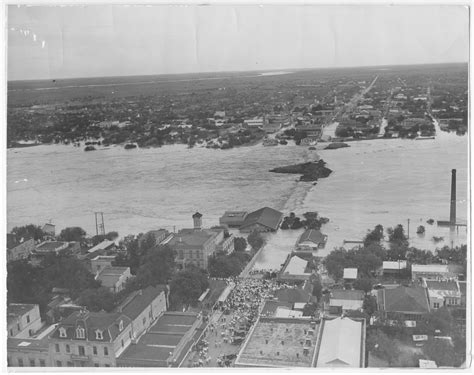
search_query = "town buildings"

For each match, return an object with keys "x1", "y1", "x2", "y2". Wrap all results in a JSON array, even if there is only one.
[
  {"x1": 35, "y1": 241, "x2": 69, "y2": 255},
  {"x1": 239, "y1": 207, "x2": 284, "y2": 233},
  {"x1": 8, "y1": 304, "x2": 43, "y2": 339},
  {"x1": 278, "y1": 255, "x2": 313, "y2": 282},
  {"x1": 95, "y1": 266, "x2": 132, "y2": 294},
  {"x1": 376, "y1": 286, "x2": 430, "y2": 321},
  {"x1": 7, "y1": 236, "x2": 35, "y2": 262},
  {"x1": 48, "y1": 310, "x2": 133, "y2": 367},
  {"x1": 168, "y1": 212, "x2": 233, "y2": 270},
  {"x1": 294, "y1": 229, "x2": 328, "y2": 252},
  {"x1": 314, "y1": 317, "x2": 366, "y2": 368},
  {"x1": 219, "y1": 211, "x2": 248, "y2": 228},
  {"x1": 328, "y1": 290, "x2": 364, "y2": 312},
  {"x1": 411, "y1": 264, "x2": 452, "y2": 280},
  {"x1": 116, "y1": 285, "x2": 168, "y2": 342},
  {"x1": 423, "y1": 279, "x2": 462, "y2": 309},
  {"x1": 235, "y1": 316, "x2": 366, "y2": 368},
  {"x1": 117, "y1": 312, "x2": 202, "y2": 367}
]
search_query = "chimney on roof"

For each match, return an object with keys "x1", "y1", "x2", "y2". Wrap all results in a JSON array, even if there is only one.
[{"x1": 192, "y1": 212, "x2": 202, "y2": 230}]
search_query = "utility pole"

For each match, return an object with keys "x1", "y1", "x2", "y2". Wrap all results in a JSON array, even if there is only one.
[{"x1": 407, "y1": 219, "x2": 410, "y2": 239}]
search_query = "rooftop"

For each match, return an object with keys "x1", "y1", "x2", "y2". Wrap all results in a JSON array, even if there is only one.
[
  {"x1": 411, "y1": 264, "x2": 450, "y2": 274},
  {"x1": 7, "y1": 304, "x2": 37, "y2": 324},
  {"x1": 87, "y1": 239, "x2": 116, "y2": 253},
  {"x1": 117, "y1": 311, "x2": 200, "y2": 367},
  {"x1": 236, "y1": 317, "x2": 320, "y2": 367},
  {"x1": 51, "y1": 310, "x2": 131, "y2": 342},
  {"x1": 330, "y1": 290, "x2": 364, "y2": 301},
  {"x1": 377, "y1": 286, "x2": 430, "y2": 314},
  {"x1": 168, "y1": 229, "x2": 219, "y2": 249},
  {"x1": 274, "y1": 286, "x2": 311, "y2": 304},
  {"x1": 297, "y1": 229, "x2": 327, "y2": 245},
  {"x1": 35, "y1": 241, "x2": 67, "y2": 252},
  {"x1": 383, "y1": 260, "x2": 407, "y2": 270},
  {"x1": 282, "y1": 255, "x2": 311, "y2": 276},
  {"x1": 117, "y1": 285, "x2": 167, "y2": 320},
  {"x1": 315, "y1": 317, "x2": 364, "y2": 367},
  {"x1": 8, "y1": 337, "x2": 49, "y2": 351},
  {"x1": 240, "y1": 207, "x2": 284, "y2": 231},
  {"x1": 343, "y1": 268, "x2": 358, "y2": 279}
]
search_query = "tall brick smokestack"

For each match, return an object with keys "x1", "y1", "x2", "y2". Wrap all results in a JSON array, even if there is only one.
[{"x1": 450, "y1": 169, "x2": 456, "y2": 224}]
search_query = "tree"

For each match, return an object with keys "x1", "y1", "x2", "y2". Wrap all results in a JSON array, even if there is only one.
[
  {"x1": 42, "y1": 255, "x2": 100, "y2": 299},
  {"x1": 364, "y1": 224, "x2": 384, "y2": 247},
  {"x1": 387, "y1": 225, "x2": 408, "y2": 248},
  {"x1": 302, "y1": 303, "x2": 318, "y2": 317},
  {"x1": 363, "y1": 295, "x2": 377, "y2": 316},
  {"x1": 77, "y1": 287, "x2": 115, "y2": 312},
  {"x1": 366, "y1": 329, "x2": 401, "y2": 366},
  {"x1": 311, "y1": 278, "x2": 323, "y2": 301},
  {"x1": 323, "y1": 248, "x2": 348, "y2": 280},
  {"x1": 247, "y1": 231, "x2": 264, "y2": 250},
  {"x1": 424, "y1": 339, "x2": 456, "y2": 367},
  {"x1": 10, "y1": 224, "x2": 45, "y2": 241},
  {"x1": 134, "y1": 245, "x2": 176, "y2": 288},
  {"x1": 170, "y1": 266, "x2": 209, "y2": 309},
  {"x1": 234, "y1": 237, "x2": 247, "y2": 252},
  {"x1": 59, "y1": 227, "x2": 86, "y2": 242},
  {"x1": 354, "y1": 277, "x2": 373, "y2": 294}
]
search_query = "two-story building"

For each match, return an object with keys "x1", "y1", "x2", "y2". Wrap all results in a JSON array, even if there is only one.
[
  {"x1": 423, "y1": 279, "x2": 462, "y2": 309},
  {"x1": 116, "y1": 285, "x2": 168, "y2": 342},
  {"x1": 49, "y1": 309, "x2": 133, "y2": 367},
  {"x1": 168, "y1": 213, "x2": 229, "y2": 269},
  {"x1": 8, "y1": 304, "x2": 43, "y2": 338}
]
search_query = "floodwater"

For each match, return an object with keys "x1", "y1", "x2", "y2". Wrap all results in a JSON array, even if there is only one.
[{"x1": 7, "y1": 128, "x2": 468, "y2": 270}]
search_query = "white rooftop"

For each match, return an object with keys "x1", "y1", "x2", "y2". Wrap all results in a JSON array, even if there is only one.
[
  {"x1": 283, "y1": 256, "x2": 310, "y2": 276},
  {"x1": 383, "y1": 261, "x2": 407, "y2": 270},
  {"x1": 88, "y1": 239, "x2": 115, "y2": 253},
  {"x1": 343, "y1": 268, "x2": 358, "y2": 279},
  {"x1": 316, "y1": 317, "x2": 363, "y2": 367},
  {"x1": 412, "y1": 264, "x2": 450, "y2": 274}
]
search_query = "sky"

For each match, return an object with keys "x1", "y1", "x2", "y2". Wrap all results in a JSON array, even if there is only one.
[{"x1": 7, "y1": 4, "x2": 470, "y2": 81}]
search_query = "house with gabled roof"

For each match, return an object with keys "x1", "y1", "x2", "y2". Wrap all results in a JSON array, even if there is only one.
[
  {"x1": 376, "y1": 286, "x2": 430, "y2": 321},
  {"x1": 239, "y1": 207, "x2": 284, "y2": 233},
  {"x1": 295, "y1": 229, "x2": 328, "y2": 252},
  {"x1": 49, "y1": 309, "x2": 133, "y2": 367},
  {"x1": 329, "y1": 290, "x2": 365, "y2": 312}
]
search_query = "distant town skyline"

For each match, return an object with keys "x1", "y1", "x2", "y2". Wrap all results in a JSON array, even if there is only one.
[{"x1": 8, "y1": 4, "x2": 469, "y2": 81}]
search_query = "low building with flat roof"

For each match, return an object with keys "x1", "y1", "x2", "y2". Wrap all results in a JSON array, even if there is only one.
[
  {"x1": 235, "y1": 317, "x2": 320, "y2": 368},
  {"x1": 343, "y1": 268, "x2": 358, "y2": 280},
  {"x1": 117, "y1": 312, "x2": 202, "y2": 367},
  {"x1": 95, "y1": 266, "x2": 132, "y2": 294},
  {"x1": 411, "y1": 264, "x2": 452, "y2": 280},
  {"x1": 313, "y1": 316, "x2": 366, "y2": 368},
  {"x1": 329, "y1": 290, "x2": 365, "y2": 312}
]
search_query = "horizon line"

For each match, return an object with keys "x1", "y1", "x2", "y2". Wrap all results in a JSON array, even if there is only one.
[{"x1": 7, "y1": 61, "x2": 468, "y2": 83}]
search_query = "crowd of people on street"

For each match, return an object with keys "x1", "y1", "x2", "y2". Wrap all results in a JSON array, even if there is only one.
[{"x1": 186, "y1": 277, "x2": 281, "y2": 367}]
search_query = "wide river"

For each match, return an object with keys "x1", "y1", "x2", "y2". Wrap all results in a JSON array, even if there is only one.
[{"x1": 7, "y1": 129, "x2": 468, "y2": 270}]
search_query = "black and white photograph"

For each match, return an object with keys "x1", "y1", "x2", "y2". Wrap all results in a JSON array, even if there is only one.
[{"x1": 4, "y1": 2, "x2": 470, "y2": 370}]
